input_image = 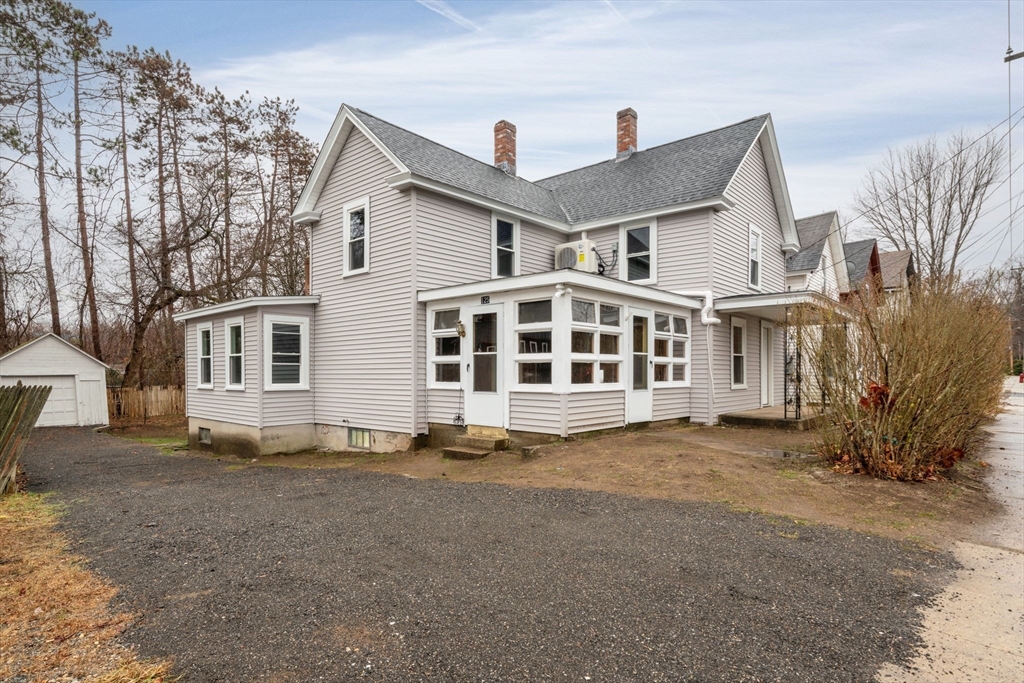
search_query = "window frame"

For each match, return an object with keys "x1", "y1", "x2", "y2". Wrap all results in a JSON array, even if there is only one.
[
  {"x1": 429, "y1": 307, "x2": 462, "y2": 389},
  {"x1": 568, "y1": 297, "x2": 624, "y2": 391},
  {"x1": 491, "y1": 213, "x2": 520, "y2": 278},
  {"x1": 263, "y1": 313, "x2": 310, "y2": 391},
  {"x1": 224, "y1": 316, "x2": 245, "y2": 391},
  {"x1": 748, "y1": 223, "x2": 762, "y2": 291},
  {"x1": 653, "y1": 311, "x2": 691, "y2": 387},
  {"x1": 731, "y1": 316, "x2": 747, "y2": 390},
  {"x1": 619, "y1": 218, "x2": 657, "y2": 285},
  {"x1": 343, "y1": 196, "x2": 370, "y2": 277},
  {"x1": 196, "y1": 322, "x2": 213, "y2": 390},
  {"x1": 513, "y1": 297, "x2": 553, "y2": 391}
]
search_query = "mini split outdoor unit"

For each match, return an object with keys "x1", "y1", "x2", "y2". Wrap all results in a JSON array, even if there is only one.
[{"x1": 555, "y1": 236, "x2": 599, "y2": 273}]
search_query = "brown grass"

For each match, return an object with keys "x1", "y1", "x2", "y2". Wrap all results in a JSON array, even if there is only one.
[{"x1": 0, "y1": 492, "x2": 176, "y2": 683}]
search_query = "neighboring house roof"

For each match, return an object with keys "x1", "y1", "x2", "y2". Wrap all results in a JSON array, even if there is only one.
[
  {"x1": 787, "y1": 211, "x2": 836, "y2": 273},
  {"x1": 843, "y1": 239, "x2": 878, "y2": 290},
  {"x1": 878, "y1": 250, "x2": 915, "y2": 290},
  {"x1": 534, "y1": 115, "x2": 769, "y2": 224},
  {"x1": 0, "y1": 332, "x2": 109, "y2": 370},
  {"x1": 293, "y1": 105, "x2": 801, "y2": 250}
]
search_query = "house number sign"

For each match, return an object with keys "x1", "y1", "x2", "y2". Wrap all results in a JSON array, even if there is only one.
[{"x1": 481, "y1": 296, "x2": 490, "y2": 304}]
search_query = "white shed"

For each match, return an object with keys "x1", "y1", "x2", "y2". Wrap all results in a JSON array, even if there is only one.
[{"x1": 0, "y1": 334, "x2": 109, "y2": 427}]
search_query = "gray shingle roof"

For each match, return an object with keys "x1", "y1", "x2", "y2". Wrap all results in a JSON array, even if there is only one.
[
  {"x1": 535, "y1": 115, "x2": 769, "y2": 224},
  {"x1": 351, "y1": 107, "x2": 768, "y2": 227},
  {"x1": 787, "y1": 211, "x2": 835, "y2": 273},
  {"x1": 843, "y1": 239, "x2": 877, "y2": 289}
]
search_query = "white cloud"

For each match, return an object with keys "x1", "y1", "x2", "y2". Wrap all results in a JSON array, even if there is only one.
[{"x1": 415, "y1": 0, "x2": 482, "y2": 33}]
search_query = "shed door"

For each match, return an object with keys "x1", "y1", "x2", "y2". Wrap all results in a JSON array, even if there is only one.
[{"x1": 0, "y1": 375, "x2": 78, "y2": 426}]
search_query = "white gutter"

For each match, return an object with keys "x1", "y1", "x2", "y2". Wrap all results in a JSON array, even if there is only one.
[{"x1": 672, "y1": 290, "x2": 721, "y2": 325}]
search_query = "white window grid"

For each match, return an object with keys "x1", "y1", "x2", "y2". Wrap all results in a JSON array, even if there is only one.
[
  {"x1": 653, "y1": 312, "x2": 691, "y2": 386},
  {"x1": 263, "y1": 314, "x2": 310, "y2": 391},
  {"x1": 491, "y1": 214, "x2": 520, "y2": 278},
  {"x1": 197, "y1": 322, "x2": 213, "y2": 389},
  {"x1": 619, "y1": 218, "x2": 657, "y2": 285},
  {"x1": 731, "y1": 316, "x2": 747, "y2": 389},
  {"x1": 514, "y1": 298, "x2": 553, "y2": 388},
  {"x1": 225, "y1": 317, "x2": 245, "y2": 390},
  {"x1": 429, "y1": 307, "x2": 462, "y2": 387},
  {"x1": 748, "y1": 223, "x2": 762, "y2": 290},
  {"x1": 569, "y1": 298, "x2": 623, "y2": 389},
  {"x1": 343, "y1": 196, "x2": 370, "y2": 277}
]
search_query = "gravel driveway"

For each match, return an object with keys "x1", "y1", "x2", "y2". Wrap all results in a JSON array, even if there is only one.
[{"x1": 23, "y1": 428, "x2": 953, "y2": 682}]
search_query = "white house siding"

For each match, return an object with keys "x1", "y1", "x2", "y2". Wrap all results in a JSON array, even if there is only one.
[
  {"x1": 689, "y1": 321, "x2": 711, "y2": 424},
  {"x1": 712, "y1": 315, "x2": 765, "y2": 418},
  {"x1": 185, "y1": 312, "x2": 260, "y2": 427},
  {"x1": 774, "y1": 326, "x2": 785, "y2": 406},
  {"x1": 566, "y1": 391, "x2": 625, "y2": 434},
  {"x1": 509, "y1": 392, "x2": 562, "y2": 435},
  {"x1": 519, "y1": 220, "x2": 561, "y2": 275},
  {"x1": 569, "y1": 225, "x2": 619, "y2": 279},
  {"x1": 714, "y1": 139, "x2": 786, "y2": 298},
  {"x1": 415, "y1": 190, "x2": 491, "y2": 289},
  {"x1": 259, "y1": 304, "x2": 315, "y2": 427},
  {"x1": 657, "y1": 209, "x2": 714, "y2": 292},
  {"x1": 310, "y1": 127, "x2": 414, "y2": 435},
  {"x1": 426, "y1": 387, "x2": 462, "y2": 425},
  {"x1": 652, "y1": 386, "x2": 689, "y2": 422}
]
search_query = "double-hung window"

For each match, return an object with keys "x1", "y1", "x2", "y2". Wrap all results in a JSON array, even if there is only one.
[
  {"x1": 569, "y1": 299, "x2": 623, "y2": 386},
  {"x1": 621, "y1": 221, "x2": 656, "y2": 283},
  {"x1": 731, "y1": 317, "x2": 746, "y2": 389},
  {"x1": 653, "y1": 312, "x2": 690, "y2": 385},
  {"x1": 225, "y1": 317, "x2": 244, "y2": 390},
  {"x1": 515, "y1": 299, "x2": 552, "y2": 386},
  {"x1": 197, "y1": 323, "x2": 213, "y2": 389},
  {"x1": 431, "y1": 308, "x2": 461, "y2": 385},
  {"x1": 343, "y1": 196, "x2": 370, "y2": 276},
  {"x1": 264, "y1": 314, "x2": 310, "y2": 390},
  {"x1": 493, "y1": 215, "x2": 518, "y2": 277},
  {"x1": 748, "y1": 224, "x2": 762, "y2": 290}
]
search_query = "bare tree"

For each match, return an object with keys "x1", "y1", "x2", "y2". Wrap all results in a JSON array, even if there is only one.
[{"x1": 854, "y1": 131, "x2": 1005, "y2": 281}]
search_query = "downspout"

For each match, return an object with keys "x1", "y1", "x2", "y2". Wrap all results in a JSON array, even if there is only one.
[{"x1": 673, "y1": 290, "x2": 721, "y2": 425}]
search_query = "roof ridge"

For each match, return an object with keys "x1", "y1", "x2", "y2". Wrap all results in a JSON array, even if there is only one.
[
  {"x1": 534, "y1": 113, "x2": 770, "y2": 184},
  {"x1": 795, "y1": 210, "x2": 837, "y2": 222}
]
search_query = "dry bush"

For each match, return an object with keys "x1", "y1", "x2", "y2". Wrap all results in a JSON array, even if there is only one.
[
  {"x1": 0, "y1": 492, "x2": 176, "y2": 682},
  {"x1": 805, "y1": 279, "x2": 1009, "y2": 480}
]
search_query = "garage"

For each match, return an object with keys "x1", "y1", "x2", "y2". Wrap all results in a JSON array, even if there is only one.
[{"x1": 0, "y1": 334, "x2": 109, "y2": 427}]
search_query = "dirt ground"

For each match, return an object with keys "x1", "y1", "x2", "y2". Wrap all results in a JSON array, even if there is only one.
[{"x1": 109, "y1": 417, "x2": 999, "y2": 549}]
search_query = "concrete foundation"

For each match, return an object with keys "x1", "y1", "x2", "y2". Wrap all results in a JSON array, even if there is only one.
[
  {"x1": 188, "y1": 417, "x2": 315, "y2": 457},
  {"x1": 315, "y1": 424, "x2": 421, "y2": 453}
]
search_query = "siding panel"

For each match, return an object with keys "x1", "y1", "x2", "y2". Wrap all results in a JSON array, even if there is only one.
[
  {"x1": 656, "y1": 209, "x2": 713, "y2": 292},
  {"x1": 652, "y1": 386, "x2": 690, "y2": 422},
  {"x1": 426, "y1": 387, "x2": 462, "y2": 425},
  {"x1": 520, "y1": 220, "x2": 561, "y2": 275},
  {"x1": 567, "y1": 391, "x2": 624, "y2": 433},
  {"x1": 185, "y1": 311, "x2": 260, "y2": 427},
  {"x1": 509, "y1": 392, "x2": 562, "y2": 435},
  {"x1": 260, "y1": 304, "x2": 315, "y2": 427}
]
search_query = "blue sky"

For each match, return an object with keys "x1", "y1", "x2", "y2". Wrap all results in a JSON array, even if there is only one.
[{"x1": 79, "y1": 0, "x2": 1024, "y2": 271}]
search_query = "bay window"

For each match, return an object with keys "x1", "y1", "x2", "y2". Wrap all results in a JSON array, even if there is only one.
[{"x1": 264, "y1": 314, "x2": 310, "y2": 390}]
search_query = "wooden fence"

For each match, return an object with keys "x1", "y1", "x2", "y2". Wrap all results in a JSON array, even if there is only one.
[
  {"x1": 107, "y1": 386, "x2": 185, "y2": 419},
  {"x1": 1, "y1": 384, "x2": 52, "y2": 494}
]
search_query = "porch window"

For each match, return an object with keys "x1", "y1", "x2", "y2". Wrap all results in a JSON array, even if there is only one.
[
  {"x1": 431, "y1": 308, "x2": 461, "y2": 385},
  {"x1": 225, "y1": 317, "x2": 244, "y2": 389},
  {"x1": 653, "y1": 312, "x2": 690, "y2": 385},
  {"x1": 493, "y1": 216, "x2": 518, "y2": 278},
  {"x1": 731, "y1": 317, "x2": 747, "y2": 389},
  {"x1": 748, "y1": 224, "x2": 762, "y2": 290},
  {"x1": 197, "y1": 323, "x2": 213, "y2": 389},
  {"x1": 621, "y1": 221, "x2": 656, "y2": 283},
  {"x1": 570, "y1": 299, "x2": 622, "y2": 386},
  {"x1": 264, "y1": 314, "x2": 310, "y2": 390},
  {"x1": 515, "y1": 298, "x2": 552, "y2": 385},
  {"x1": 343, "y1": 196, "x2": 370, "y2": 276}
]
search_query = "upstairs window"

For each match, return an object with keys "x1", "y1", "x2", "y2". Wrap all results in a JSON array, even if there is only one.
[
  {"x1": 225, "y1": 318, "x2": 244, "y2": 389},
  {"x1": 493, "y1": 216, "x2": 518, "y2": 277},
  {"x1": 344, "y1": 197, "x2": 370, "y2": 276},
  {"x1": 748, "y1": 224, "x2": 762, "y2": 289},
  {"x1": 197, "y1": 323, "x2": 213, "y2": 389},
  {"x1": 431, "y1": 308, "x2": 461, "y2": 385},
  {"x1": 264, "y1": 314, "x2": 310, "y2": 390},
  {"x1": 622, "y1": 222, "x2": 656, "y2": 283}
]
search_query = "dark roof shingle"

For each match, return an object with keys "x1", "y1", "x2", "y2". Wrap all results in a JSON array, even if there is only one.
[
  {"x1": 787, "y1": 211, "x2": 835, "y2": 273},
  {"x1": 843, "y1": 239, "x2": 877, "y2": 288}
]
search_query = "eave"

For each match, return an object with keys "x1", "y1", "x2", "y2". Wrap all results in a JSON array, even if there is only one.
[{"x1": 172, "y1": 296, "x2": 321, "y2": 322}]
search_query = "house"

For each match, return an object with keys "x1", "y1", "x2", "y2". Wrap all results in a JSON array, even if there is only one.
[
  {"x1": 878, "y1": 249, "x2": 916, "y2": 295},
  {"x1": 785, "y1": 211, "x2": 849, "y2": 298},
  {"x1": 841, "y1": 238, "x2": 882, "y2": 301},
  {"x1": 0, "y1": 333, "x2": 109, "y2": 427},
  {"x1": 174, "y1": 105, "x2": 842, "y2": 456}
]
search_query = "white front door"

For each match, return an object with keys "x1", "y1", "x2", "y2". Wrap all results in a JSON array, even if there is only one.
[
  {"x1": 761, "y1": 324, "x2": 773, "y2": 407},
  {"x1": 463, "y1": 304, "x2": 504, "y2": 427},
  {"x1": 627, "y1": 307, "x2": 653, "y2": 423}
]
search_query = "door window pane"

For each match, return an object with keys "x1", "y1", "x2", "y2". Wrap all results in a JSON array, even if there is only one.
[
  {"x1": 633, "y1": 354, "x2": 648, "y2": 390},
  {"x1": 600, "y1": 305, "x2": 620, "y2": 326},
  {"x1": 518, "y1": 330, "x2": 551, "y2": 354},
  {"x1": 571, "y1": 362, "x2": 594, "y2": 384},
  {"x1": 474, "y1": 354, "x2": 497, "y2": 392},
  {"x1": 632, "y1": 315, "x2": 648, "y2": 390},
  {"x1": 518, "y1": 362, "x2": 551, "y2": 385},
  {"x1": 518, "y1": 300, "x2": 551, "y2": 324},
  {"x1": 600, "y1": 362, "x2": 619, "y2": 384},
  {"x1": 600, "y1": 333, "x2": 619, "y2": 355},
  {"x1": 474, "y1": 314, "x2": 496, "y2": 353},
  {"x1": 571, "y1": 300, "x2": 595, "y2": 324},
  {"x1": 571, "y1": 331, "x2": 594, "y2": 354}
]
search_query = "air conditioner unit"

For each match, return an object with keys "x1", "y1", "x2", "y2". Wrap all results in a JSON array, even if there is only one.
[{"x1": 555, "y1": 239, "x2": 598, "y2": 273}]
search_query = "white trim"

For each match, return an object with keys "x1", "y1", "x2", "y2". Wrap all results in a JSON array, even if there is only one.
[
  {"x1": 196, "y1": 322, "x2": 213, "y2": 390},
  {"x1": 748, "y1": 223, "x2": 763, "y2": 291},
  {"x1": 730, "y1": 316, "x2": 747, "y2": 390},
  {"x1": 291, "y1": 210, "x2": 321, "y2": 225},
  {"x1": 491, "y1": 213, "x2": 521, "y2": 278},
  {"x1": 427, "y1": 305, "x2": 463, "y2": 390},
  {"x1": 418, "y1": 269, "x2": 702, "y2": 310},
  {"x1": 713, "y1": 290, "x2": 837, "y2": 312},
  {"x1": 224, "y1": 316, "x2": 245, "y2": 391},
  {"x1": 0, "y1": 332, "x2": 110, "y2": 369},
  {"x1": 570, "y1": 198, "x2": 734, "y2": 232},
  {"x1": 760, "y1": 320, "x2": 774, "y2": 407},
  {"x1": 263, "y1": 314, "x2": 310, "y2": 391},
  {"x1": 619, "y1": 218, "x2": 657, "y2": 285},
  {"x1": 652, "y1": 310, "x2": 691, "y2": 388},
  {"x1": 343, "y1": 195, "x2": 370, "y2": 277},
  {"x1": 172, "y1": 296, "x2": 320, "y2": 322}
]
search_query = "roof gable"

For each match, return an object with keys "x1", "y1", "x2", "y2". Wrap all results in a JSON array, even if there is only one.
[
  {"x1": 788, "y1": 211, "x2": 835, "y2": 272},
  {"x1": 879, "y1": 250, "x2": 914, "y2": 289},
  {"x1": 843, "y1": 239, "x2": 879, "y2": 290},
  {"x1": 0, "y1": 333, "x2": 109, "y2": 369}
]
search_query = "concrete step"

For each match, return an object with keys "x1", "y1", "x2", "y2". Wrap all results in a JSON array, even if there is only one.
[
  {"x1": 442, "y1": 446, "x2": 492, "y2": 460},
  {"x1": 455, "y1": 435, "x2": 509, "y2": 451}
]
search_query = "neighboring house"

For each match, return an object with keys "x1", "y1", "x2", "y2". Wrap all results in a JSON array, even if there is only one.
[
  {"x1": 841, "y1": 238, "x2": 882, "y2": 301},
  {"x1": 175, "y1": 105, "x2": 841, "y2": 456},
  {"x1": 785, "y1": 211, "x2": 849, "y2": 298},
  {"x1": 0, "y1": 333, "x2": 109, "y2": 427},
  {"x1": 878, "y1": 250, "x2": 916, "y2": 296}
]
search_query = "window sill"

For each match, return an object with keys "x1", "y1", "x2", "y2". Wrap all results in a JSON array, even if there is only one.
[
  {"x1": 511, "y1": 384, "x2": 554, "y2": 393},
  {"x1": 428, "y1": 382, "x2": 462, "y2": 390},
  {"x1": 197, "y1": 385, "x2": 214, "y2": 391},
  {"x1": 342, "y1": 268, "x2": 369, "y2": 278},
  {"x1": 264, "y1": 384, "x2": 310, "y2": 392},
  {"x1": 731, "y1": 384, "x2": 748, "y2": 390},
  {"x1": 623, "y1": 278, "x2": 657, "y2": 287},
  {"x1": 654, "y1": 382, "x2": 691, "y2": 389},
  {"x1": 569, "y1": 383, "x2": 625, "y2": 392},
  {"x1": 225, "y1": 385, "x2": 246, "y2": 392}
]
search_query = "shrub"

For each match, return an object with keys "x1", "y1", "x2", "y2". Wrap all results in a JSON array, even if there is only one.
[{"x1": 806, "y1": 279, "x2": 1009, "y2": 481}]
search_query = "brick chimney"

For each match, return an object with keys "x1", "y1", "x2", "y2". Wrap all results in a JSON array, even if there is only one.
[
  {"x1": 494, "y1": 120, "x2": 517, "y2": 176},
  {"x1": 616, "y1": 107, "x2": 637, "y2": 159}
]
